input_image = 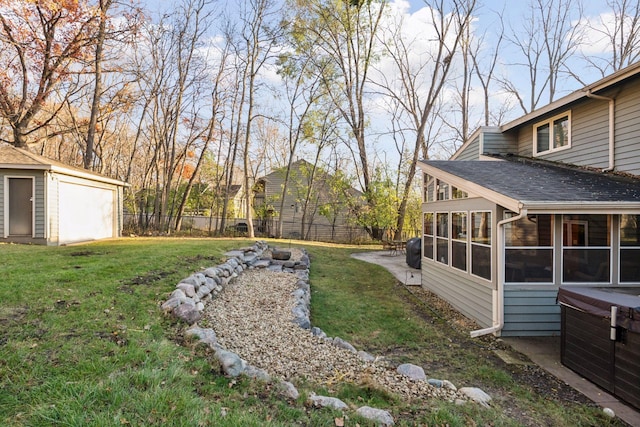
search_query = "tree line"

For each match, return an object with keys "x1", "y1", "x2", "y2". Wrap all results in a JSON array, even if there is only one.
[{"x1": 0, "y1": 0, "x2": 638, "y2": 240}]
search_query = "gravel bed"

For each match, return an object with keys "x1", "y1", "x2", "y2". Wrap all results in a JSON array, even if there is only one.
[{"x1": 200, "y1": 252, "x2": 460, "y2": 402}]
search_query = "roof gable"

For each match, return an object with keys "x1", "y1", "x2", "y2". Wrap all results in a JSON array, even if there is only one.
[{"x1": 0, "y1": 143, "x2": 127, "y2": 186}]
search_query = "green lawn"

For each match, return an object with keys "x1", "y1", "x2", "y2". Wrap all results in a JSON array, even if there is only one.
[{"x1": 0, "y1": 238, "x2": 625, "y2": 426}]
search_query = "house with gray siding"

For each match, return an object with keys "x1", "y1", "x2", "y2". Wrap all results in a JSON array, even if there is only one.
[
  {"x1": 0, "y1": 144, "x2": 128, "y2": 246},
  {"x1": 419, "y1": 62, "x2": 640, "y2": 337}
]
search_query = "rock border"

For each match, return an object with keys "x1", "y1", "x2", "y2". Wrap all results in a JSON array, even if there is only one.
[{"x1": 161, "y1": 241, "x2": 492, "y2": 426}]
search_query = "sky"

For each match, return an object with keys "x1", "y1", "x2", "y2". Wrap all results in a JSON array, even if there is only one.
[{"x1": 136, "y1": 0, "x2": 622, "y2": 164}]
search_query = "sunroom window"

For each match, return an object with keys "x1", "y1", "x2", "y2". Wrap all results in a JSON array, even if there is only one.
[
  {"x1": 534, "y1": 112, "x2": 570, "y2": 155},
  {"x1": 437, "y1": 180, "x2": 450, "y2": 201},
  {"x1": 436, "y1": 212, "x2": 448, "y2": 264},
  {"x1": 423, "y1": 213, "x2": 434, "y2": 260},
  {"x1": 451, "y1": 212, "x2": 467, "y2": 271},
  {"x1": 504, "y1": 213, "x2": 553, "y2": 283},
  {"x1": 471, "y1": 211, "x2": 491, "y2": 280},
  {"x1": 562, "y1": 214, "x2": 610, "y2": 283},
  {"x1": 423, "y1": 174, "x2": 434, "y2": 203},
  {"x1": 620, "y1": 214, "x2": 640, "y2": 282}
]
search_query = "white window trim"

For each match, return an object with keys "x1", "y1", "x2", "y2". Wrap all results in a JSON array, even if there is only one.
[
  {"x1": 435, "y1": 211, "x2": 449, "y2": 265},
  {"x1": 423, "y1": 212, "x2": 434, "y2": 260},
  {"x1": 560, "y1": 214, "x2": 612, "y2": 285},
  {"x1": 533, "y1": 111, "x2": 572, "y2": 156},
  {"x1": 451, "y1": 211, "x2": 468, "y2": 273},
  {"x1": 619, "y1": 215, "x2": 640, "y2": 284},
  {"x1": 471, "y1": 210, "x2": 492, "y2": 282}
]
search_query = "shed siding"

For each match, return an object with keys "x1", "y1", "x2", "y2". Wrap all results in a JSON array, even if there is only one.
[
  {"x1": 454, "y1": 137, "x2": 480, "y2": 161},
  {"x1": 34, "y1": 174, "x2": 45, "y2": 237},
  {"x1": 502, "y1": 288, "x2": 561, "y2": 336},
  {"x1": 421, "y1": 260, "x2": 493, "y2": 328}
]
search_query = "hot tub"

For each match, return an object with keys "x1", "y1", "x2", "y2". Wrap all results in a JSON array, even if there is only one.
[{"x1": 558, "y1": 286, "x2": 640, "y2": 410}]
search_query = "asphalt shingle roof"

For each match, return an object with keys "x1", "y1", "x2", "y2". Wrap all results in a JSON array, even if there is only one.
[{"x1": 421, "y1": 158, "x2": 640, "y2": 204}]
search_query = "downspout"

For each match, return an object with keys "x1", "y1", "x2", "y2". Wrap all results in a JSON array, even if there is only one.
[
  {"x1": 585, "y1": 90, "x2": 615, "y2": 172},
  {"x1": 471, "y1": 207, "x2": 528, "y2": 338}
]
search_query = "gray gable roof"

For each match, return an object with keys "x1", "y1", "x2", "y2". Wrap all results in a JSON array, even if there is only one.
[
  {"x1": 421, "y1": 158, "x2": 640, "y2": 212},
  {"x1": 0, "y1": 143, "x2": 127, "y2": 186}
]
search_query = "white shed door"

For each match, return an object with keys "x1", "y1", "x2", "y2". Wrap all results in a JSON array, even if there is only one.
[{"x1": 58, "y1": 181, "x2": 114, "y2": 244}]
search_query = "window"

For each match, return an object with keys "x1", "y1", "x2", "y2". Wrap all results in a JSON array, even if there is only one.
[
  {"x1": 423, "y1": 174, "x2": 434, "y2": 203},
  {"x1": 534, "y1": 112, "x2": 571, "y2": 155},
  {"x1": 423, "y1": 213, "x2": 434, "y2": 260},
  {"x1": 471, "y1": 211, "x2": 491, "y2": 280},
  {"x1": 451, "y1": 212, "x2": 467, "y2": 271},
  {"x1": 562, "y1": 214, "x2": 610, "y2": 283},
  {"x1": 436, "y1": 213, "x2": 448, "y2": 264},
  {"x1": 504, "y1": 213, "x2": 553, "y2": 283},
  {"x1": 620, "y1": 215, "x2": 640, "y2": 282},
  {"x1": 436, "y1": 180, "x2": 450, "y2": 201},
  {"x1": 452, "y1": 186, "x2": 468, "y2": 199}
]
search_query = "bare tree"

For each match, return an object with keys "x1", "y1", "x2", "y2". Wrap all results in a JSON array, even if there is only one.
[
  {"x1": 582, "y1": 0, "x2": 640, "y2": 78},
  {"x1": 373, "y1": 0, "x2": 477, "y2": 239},
  {"x1": 228, "y1": 0, "x2": 281, "y2": 238},
  {"x1": 289, "y1": 0, "x2": 386, "y2": 237},
  {"x1": 502, "y1": 0, "x2": 585, "y2": 113}
]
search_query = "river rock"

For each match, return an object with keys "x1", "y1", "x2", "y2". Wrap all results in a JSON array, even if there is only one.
[{"x1": 356, "y1": 406, "x2": 394, "y2": 426}]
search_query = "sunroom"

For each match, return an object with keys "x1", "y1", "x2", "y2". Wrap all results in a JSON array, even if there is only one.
[{"x1": 419, "y1": 157, "x2": 640, "y2": 337}]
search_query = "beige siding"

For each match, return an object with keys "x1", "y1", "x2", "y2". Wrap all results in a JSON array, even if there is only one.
[{"x1": 258, "y1": 161, "x2": 366, "y2": 241}]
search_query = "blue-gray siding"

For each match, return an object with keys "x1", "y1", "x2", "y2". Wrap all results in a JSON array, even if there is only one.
[
  {"x1": 514, "y1": 77, "x2": 640, "y2": 175},
  {"x1": 502, "y1": 288, "x2": 561, "y2": 336},
  {"x1": 421, "y1": 260, "x2": 493, "y2": 329},
  {"x1": 482, "y1": 131, "x2": 514, "y2": 155},
  {"x1": 454, "y1": 137, "x2": 480, "y2": 161}
]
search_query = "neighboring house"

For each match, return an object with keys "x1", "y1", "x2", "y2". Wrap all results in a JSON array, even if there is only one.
[
  {"x1": 419, "y1": 62, "x2": 640, "y2": 337},
  {"x1": 254, "y1": 159, "x2": 366, "y2": 242},
  {"x1": 0, "y1": 144, "x2": 128, "y2": 246}
]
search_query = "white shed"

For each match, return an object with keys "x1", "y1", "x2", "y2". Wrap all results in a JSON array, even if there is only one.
[{"x1": 0, "y1": 144, "x2": 128, "y2": 245}]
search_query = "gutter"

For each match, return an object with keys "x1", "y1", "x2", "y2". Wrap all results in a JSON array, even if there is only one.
[
  {"x1": 585, "y1": 90, "x2": 615, "y2": 172},
  {"x1": 470, "y1": 208, "x2": 528, "y2": 338}
]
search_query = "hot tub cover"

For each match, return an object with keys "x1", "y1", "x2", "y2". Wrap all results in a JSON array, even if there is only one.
[{"x1": 558, "y1": 286, "x2": 640, "y2": 333}]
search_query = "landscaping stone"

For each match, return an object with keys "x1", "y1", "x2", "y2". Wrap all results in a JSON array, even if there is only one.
[
  {"x1": 173, "y1": 304, "x2": 201, "y2": 325},
  {"x1": 459, "y1": 387, "x2": 492, "y2": 407},
  {"x1": 397, "y1": 363, "x2": 426, "y2": 381},
  {"x1": 215, "y1": 348, "x2": 246, "y2": 377},
  {"x1": 278, "y1": 380, "x2": 299, "y2": 400},
  {"x1": 333, "y1": 336, "x2": 357, "y2": 353},
  {"x1": 309, "y1": 394, "x2": 348, "y2": 410},
  {"x1": 272, "y1": 250, "x2": 291, "y2": 260},
  {"x1": 356, "y1": 406, "x2": 395, "y2": 426}
]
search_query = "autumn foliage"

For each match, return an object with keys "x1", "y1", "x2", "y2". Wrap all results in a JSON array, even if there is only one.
[{"x1": 0, "y1": 0, "x2": 100, "y2": 147}]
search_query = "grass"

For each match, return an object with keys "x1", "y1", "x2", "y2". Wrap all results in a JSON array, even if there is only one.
[{"x1": 0, "y1": 237, "x2": 627, "y2": 426}]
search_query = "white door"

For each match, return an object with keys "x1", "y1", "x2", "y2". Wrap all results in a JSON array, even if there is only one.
[{"x1": 58, "y1": 181, "x2": 114, "y2": 244}]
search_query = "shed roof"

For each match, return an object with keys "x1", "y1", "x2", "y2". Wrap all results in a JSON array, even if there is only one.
[
  {"x1": 0, "y1": 143, "x2": 128, "y2": 186},
  {"x1": 420, "y1": 157, "x2": 640, "y2": 212}
]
